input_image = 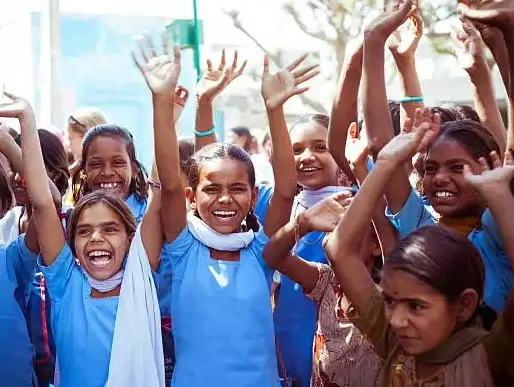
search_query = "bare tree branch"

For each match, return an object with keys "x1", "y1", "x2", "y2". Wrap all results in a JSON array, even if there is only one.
[
  {"x1": 282, "y1": 3, "x2": 333, "y2": 42},
  {"x1": 224, "y1": 9, "x2": 328, "y2": 113}
]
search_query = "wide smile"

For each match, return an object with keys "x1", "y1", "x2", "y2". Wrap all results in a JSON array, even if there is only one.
[
  {"x1": 431, "y1": 190, "x2": 457, "y2": 204},
  {"x1": 87, "y1": 250, "x2": 114, "y2": 268},
  {"x1": 299, "y1": 166, "x2": 321, "y2": 174},
  {"x1": 212, "y1": 210, "x2": 238, "y2": 223},
  {"x1": 97, "y1": 182, "x2": 122, "y2": 190}
]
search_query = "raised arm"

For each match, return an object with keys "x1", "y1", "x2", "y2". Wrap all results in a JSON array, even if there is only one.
[
  {"x1": 140, "y1": 161, "x2": 163, "y2": 270},
  {"x1": 452, "y1": 17, "x2": 506, "y2": 155},
  {"x1": 460, "y1": 1, "x2": 514, "y2": 153},
  {"x1": 262, "y1": 192, "x2": 351, "y2": 293},
  {"x1": 388, "y1": 11, "x2": 425, "y2": 134},
  {"x1": 324, "y1": 112, "x2": 438, "y2": 313},
  {"x1": 362, "y1": 0, "x2": 416, "y2": 213},
  {"x1": 133, "y1": 35, "x2": 185, "y2": 242},
  {"x1": 194, "y1": 50, "x2": 247, "y2": 151},
  {"x1": 0, "y1": 94, "x2": 64, "y2": 265},
  {"x1": 260, "y1": 54, "x2": 319, "y2": 236},
  {"x1": 327, "y1": 40, "x2": 362, "y2": 184}
]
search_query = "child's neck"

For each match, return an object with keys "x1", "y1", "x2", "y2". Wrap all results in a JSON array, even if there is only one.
[
  {"x1": 209, "y1": 248, "x2": 240, "y2": 261},
  {"x1": 90, "y1": 284, "x2": 121, "y2": 298},
  {"x1": 415, "y1": 362, "x2": 444, "y2": 381}
]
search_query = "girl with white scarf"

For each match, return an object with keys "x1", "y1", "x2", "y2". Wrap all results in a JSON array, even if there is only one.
[
  {"x1": 133, "y1": 33, "x2": 318, "y2": 386},
  {"x1": 1, "y1": 93, "x2": 165, "y2": 387}
]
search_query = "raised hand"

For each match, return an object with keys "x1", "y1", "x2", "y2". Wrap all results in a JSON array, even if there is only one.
[
  {"x1": 464, "y1": 150, "x2": 514, "y2": 196},
  {"x1": 0, "y1": 92, "x2": 33, "y2": 119},
  {"x1": 451, "y1": 17, "x2": 486, "y2": 73},
  {"x1": 388, "y1": 10, "x2": 423, "y2": 61},
  {"x1": 132, "y1": 33, "x2": 181, "y2": 95},
  {"x1": 365, "y1": 0, "x2": 416, "y2": 42},
  {"x1": 458, "y1": 1, "x2": 514, "y2": 32},
  {"x1": 377, "y1": 107, "x2": 440, "y2": 165},
  {"x1": 298, "y1": 191, "x2": 353, "y2": 233},
  {"x1": 345, "y1": 122, "x2": 369, "y2": 167},
  {"x1": 196, "y1": 50, "x2": 247, "y2": 103},
  {"x1": 261, "y1": 54, "x2": 319, "y2": 110}
]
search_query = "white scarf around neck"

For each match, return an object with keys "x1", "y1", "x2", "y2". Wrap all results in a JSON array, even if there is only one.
[
  {"x1": 85, "y1": 270, "x2": 124, "y2": 293},
  {"x1": 187, "y1": 212, "x2": 254, "y2": 251},
  {"x1": 293, "y1": 186, "x2": 355, "y2": 218},
  {"x1": 105, "y1": 226, "x2": 164, "y2": 387}
]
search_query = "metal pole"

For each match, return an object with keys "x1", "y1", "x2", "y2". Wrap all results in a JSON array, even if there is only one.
[
  {"x1": 192, "y1": 0, "x2": 202, "y2": 81},
  {"x1": 40, "y1": 0, "x2": 61, "y2": 125}
]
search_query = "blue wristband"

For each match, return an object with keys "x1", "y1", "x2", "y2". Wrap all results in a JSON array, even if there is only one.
[
  {"x1": 194, "y1": 127, "x2": 216, "y2": 137},
  {"x1": 400, "y1": 96, "x2": 424, "y2": 103}
]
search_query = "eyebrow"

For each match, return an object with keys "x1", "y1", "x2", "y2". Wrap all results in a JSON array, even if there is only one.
[
  {"x1": 76, "y1": 221, "x2": 121, "y2": 229},
  {"x1": 382, "y1": 291, "x2": 429, "y2": 305}
]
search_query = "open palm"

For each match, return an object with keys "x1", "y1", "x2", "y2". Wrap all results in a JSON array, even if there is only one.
[
  {"x1": 133, "y1": 34, "x2": 181, "y2": 95},
  {"x1": 378, "y1": 108, "x2": 440, "y2": 165},
  {"x1": 261, "y1": 54, "x2": 319, "y2": 110},
  {"x1": 464, "y1": 150, "x2": 514, "y2": 195},
  {"x1": 388, "y1": 12, "x2": 423, "y2": 60},
  {"x1": 196, "y1": 50, "x2": 247, "y2": 102},
  {"x1": 451, "y1": 19, "x2": 484, "y2": 72},
  {"x1": 302, "y1": 192, "x2": 353, "y2": 232},
  {"x1": 365, "y1": 0, "x2": 415, "y2": 39}
]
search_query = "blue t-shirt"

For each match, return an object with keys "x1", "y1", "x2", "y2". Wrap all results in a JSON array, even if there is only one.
[
  {"x1": 386, "y1": 187, "x2": 512, "y2": 312},
  {"x1": 0, "y1": 235, "x2": 39, "y2": 387},
  {"x1": 125, "y1": 193, "x2": 147, "y2": 225},
  {"x1": 39, "y1": 244, "x2": 119, "y2": 387},
  {"x1": 159, "y1": 225, "x2": 279, "y2": 387},
  {"x1": 254, "y1": 185, "x2": 326, "y2": 387}
]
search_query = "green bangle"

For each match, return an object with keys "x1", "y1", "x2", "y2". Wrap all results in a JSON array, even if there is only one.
[
  {"x1": 194, "y1": 127, "x2": 216, "y2": 137},
  {"x1": 400, "y1": 96, "x2": 424, "y2": 103}
]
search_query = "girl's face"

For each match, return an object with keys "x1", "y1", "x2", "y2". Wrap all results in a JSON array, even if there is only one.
[
  {"x1": 423, "y1": 137, "x2": 484, "y2": 217},
  {"x1": 84, "y1": 135, "x2": 133, "y2": 200},
  {"x1": 186, "y1": 158, "x2": 258, "y2": 234},
  {"x1": 74, "y1": 202, "x2": 130, "y2": 280},
  {"x1": 290, "y1": 122, "x2": 339, "y2": 190},
  {"x1": 66, "y1": 128, "x2": 84, "y2": 162},
  {"x1": 382, "y1": 268, "x2": 462, "y2": 356}
]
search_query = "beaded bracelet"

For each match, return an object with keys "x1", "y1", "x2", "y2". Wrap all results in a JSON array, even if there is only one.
[{"x1": 148, "y1": 180, "x2": 161, "y2": 189}]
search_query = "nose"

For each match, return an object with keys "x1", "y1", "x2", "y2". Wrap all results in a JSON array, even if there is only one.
[
  {"x1": 299, "y1": 148, "x2": 316, "y2": 163},
  {"x1": 217, "y1": 192, "x2": 233, "y2": 204},
  {"x1": 388, "y1": 306, "x2": 409, "y2": 329},
  {"x1": 100, "y1": 164, "x2": 115, "y2": 176},
  {"x1": 90, "y1": 229, "x2": 103, "y2": 242},
  {"x1": 433, "y1": 169, "x2": 450, "y2": 185}
]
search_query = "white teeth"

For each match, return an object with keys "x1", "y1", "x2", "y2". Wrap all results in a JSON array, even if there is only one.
[
  {"x1": 88, "y1": 250, "x2": 112, "y2": 267},
  {"x1": 213, "y1": 210, "x2": 236, "y2": 218},
  {"x1": 301, "y1": 167, "x2": 317, "y2": 172},
  {"x1": 100, "y1": 182, "x2": 119, "y2": 189},
  {"x1": 435, "y1": 191, "x2": 455, "y2": 198}
]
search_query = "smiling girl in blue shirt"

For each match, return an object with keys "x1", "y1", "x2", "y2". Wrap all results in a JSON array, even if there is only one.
[
  {"x1": 2, "y1": 93, "x2": 164, "y2": 387},
  {"x1": 133, "y1": 35, "x2": 316, "y2": 385}
]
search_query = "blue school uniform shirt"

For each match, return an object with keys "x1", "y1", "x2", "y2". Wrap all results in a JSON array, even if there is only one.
[
  {"x1": 159, "y1": 224, "x2": 279, "y2": 387},
  {"x1": 0, "y1": 235, "x2": 39, "y2": 387},
  {"x1": 386, "y1": 187, "x2": 512, "y2": 312},
  {"x1": 39, "y1": 243, "x2": 119, "y2": 387},
  {"x1": 125, "y1": 193, "x2": 147, "y2": 225},
  {"x1": 254, "y1": 185, "x2": 325, "y2": 387}
]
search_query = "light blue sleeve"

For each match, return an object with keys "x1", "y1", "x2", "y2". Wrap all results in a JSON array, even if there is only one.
[
  {"x1": 385, "y1": 188, "x2": 436, "y2": 238},
  {"x1": 6, "y1": 235, "x2": 38, "y2": 298},
  {"x1": 160, "y1": 226, "x2": 196, "y2": 271},
  {"x1": 253, "y1": 185, "x2": 274, "y2": 225},
  {"x1": 38, "y1": 243, "x2": 75, "y2": 302}
]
